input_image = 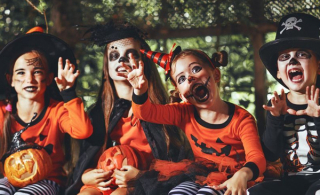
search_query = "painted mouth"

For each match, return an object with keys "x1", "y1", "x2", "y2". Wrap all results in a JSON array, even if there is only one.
[
  {"x1": 192, "y1": 84, "x2": 209, "y2": 102},
  {"x1": 185, "y1": 77, "x2": 210, "y2": 103},
  {"x1": 288, "y1": 68, "x2": 303, "y2": 82},
  {"x1": 24, "y1": 86, "x2": 37, "y2": 92}
]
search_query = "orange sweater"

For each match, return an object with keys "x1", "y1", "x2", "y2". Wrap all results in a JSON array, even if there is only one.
[
  {"x1": 0, "y1": 97, "x2": 93, "y2": 186},
  {"x1": 132, "y1": 93, "x2": 266, "y2": 180},
  {"x1": 110, "y1": 115, "x2": 153, "y2": 170}
]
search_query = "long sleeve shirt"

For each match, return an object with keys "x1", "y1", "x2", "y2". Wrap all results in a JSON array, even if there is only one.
[
  {"x1": 132, "y1": 92, "x2": 266, "y2": 180},
  {"x1": 262, "y1": 95, "x2": 320, "y2": 176},
  {"x1": 0, "y1": 90, "x2": 93, "y2": 185}
]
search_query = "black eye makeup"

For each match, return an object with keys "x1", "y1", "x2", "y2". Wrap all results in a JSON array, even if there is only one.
[
  {"x1": 109, "y1": 51, "x2": 120, "y2": 61},
  {"x1": 191, "y1": 65, "x2": 202, "y2": 74},
  {"x1": 177, "y1": 75, "x2": 186, "y2": 85},
  {"x1": 278, "y1": 50, "x2": 312, "y2": 61},
  {"x1": 125, "y1": 49, "x2": 140, "y2": 59}
]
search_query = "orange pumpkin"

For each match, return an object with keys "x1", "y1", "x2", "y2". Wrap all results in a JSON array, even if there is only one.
[
  {"x1": 97, "y1": 145, "x2": 139, "y2": 172},
  {"x1": 4, "y1": 148, "x2": 52, "y2": 188}
]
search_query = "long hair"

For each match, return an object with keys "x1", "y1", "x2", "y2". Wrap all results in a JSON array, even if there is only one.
[
  {"x1": 97, "y1": 39, "x2": 172, "y2": 151},
  {"x1": 0, "y1": 50, "x2": 72, "y2": 171},
  {"x1": 0, "y1": 50, "x2": 49, "y2": 159}
]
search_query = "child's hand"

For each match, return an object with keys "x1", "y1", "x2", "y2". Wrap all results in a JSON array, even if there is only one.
[
  {"x1": 212, "y1": 167, "x2": 252, "y2": 195},
  {"x1": 113, "y1": 165, "x2": 141, "y2": 188},
  {"x1": 54, "y1": 57, "x2": 80, "y2": 91},
  {"x1": 262, "y1": 89, "x2": 288, "y2": 116},
  {"x1": 117, "y1": 53, "x2": 148, "y2": 95},
  {"x1": 288, "y1": 85, "x2": 320, "y2": 117},
  {"x1": 81, "y1": 168, "x2": 113, "y2": 191}
]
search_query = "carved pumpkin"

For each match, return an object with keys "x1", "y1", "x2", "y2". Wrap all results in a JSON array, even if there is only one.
[
  {"x1": 4, "y1": 148, "x2": 52, "y2": 188},
  {"x1": 97, "y1": 145, "x2": 139, "y2": 172},
  {"x1": 0, "y1": 113, "x2": 52, "y2": 188}
]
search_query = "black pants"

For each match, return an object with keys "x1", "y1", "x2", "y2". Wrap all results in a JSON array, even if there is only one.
[{"x1": 248, "y1": 174, "x2": 320, "y2": 195}]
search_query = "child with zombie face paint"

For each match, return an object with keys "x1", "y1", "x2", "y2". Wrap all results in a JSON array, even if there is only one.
[
  {"x1": 0, "y1": 28, "x2": 93, "y2": 194},
  {"x1": 65, "y1": 21, "x2": 193, "y2": 195},
  {"x1": 248, "y1": 13, "x2": 320, "y2": 195},
  {"x1": 121, "y1": 47, "x2": 266, "y2": 195}
]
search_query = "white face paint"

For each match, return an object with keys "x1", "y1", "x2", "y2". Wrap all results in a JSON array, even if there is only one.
[{"x1": 106, "y1": 38, "x2": 141, "y2": 81}]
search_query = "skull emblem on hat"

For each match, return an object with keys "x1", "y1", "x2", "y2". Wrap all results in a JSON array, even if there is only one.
[{"x1": 280, "y1": 17, "x2": 303, "y2": 34}]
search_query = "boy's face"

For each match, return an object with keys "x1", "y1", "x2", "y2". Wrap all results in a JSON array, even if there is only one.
[{"x1": 277, "y1": 48, "x2": 320, "y2": 92}]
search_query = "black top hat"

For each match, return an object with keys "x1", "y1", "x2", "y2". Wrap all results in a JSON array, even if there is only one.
[
  {"x1": 259, "y1": 13, "x2": 320, "y2": 88},
  {"x1": 0, "y1": 31, "x2": 77, "y2": 100}
]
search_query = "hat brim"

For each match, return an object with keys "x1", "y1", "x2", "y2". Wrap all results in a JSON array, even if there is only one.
[
  {"x1": 0, "y1": 33, "x2": 77, "y2": 100},
  {"x1": 259, "y1": 37, "x2": 320, "y2": 88}
]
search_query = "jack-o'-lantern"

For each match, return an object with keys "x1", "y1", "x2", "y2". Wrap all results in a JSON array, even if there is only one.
[
  {"x1": 1, "y1": 113, "x2": 52, "y2": 188},
  {"x1": 97, "y1": 145, "x2": 139, "y2": 172},
  {"x1": 4, "y1": 148, "x2": 52, "y2": 188}
]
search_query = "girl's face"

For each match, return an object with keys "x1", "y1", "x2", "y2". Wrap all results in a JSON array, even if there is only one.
[
  {"x1": 171, "y1": 55, "x2": 220, "y2": 107},
  {"x1": 10, "y1": 52, "x2": 52, "y2": 101},
  {"x1": 277, "y1": 48, "x2": 320, "y2": 92},
  {"x1": 106, "y1": 38, "x2": 141, "y2": 81}
]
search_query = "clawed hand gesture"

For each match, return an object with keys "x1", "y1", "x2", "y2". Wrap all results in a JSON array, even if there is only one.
[
  {"x1": 117, "y1": 53, "x2": 148, "y2": 95},
  {"x1": 55, "y1": 57, "x2": 80, "y2": 91},
  {"x1": 263, "y1": 86, "x2": 320, "y2": 118},
  {"x1": 262, "y1": 89, "x2": 288, "y2": 117},
  {"x1": 287, "y1": 85, "x2": 320, "y2": 117}
]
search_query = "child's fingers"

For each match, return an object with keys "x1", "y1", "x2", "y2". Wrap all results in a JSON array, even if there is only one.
[
  {"x1": 58, "y1": 57, "x2": 63, "y2": 79},
  {"x1": 121, "y1": 62, "x2": 133, "y2": 72},
  {"x1": 139, "y1": 61, "x2": 144, "y2": 72},
  {"x1": 212, "y1": 182, "x2": 226, "y2": 190},
  {"x1": 54, "y1": 77, "x2": 61, "y2": 85},
  {"x1": 315, "y1": 88, "x2": 320, "y2": 104},
  {"x1": 98, "y1": 187, "x2": 111, "y2": 191},
  {"x1": 281, "y1": 89, "x2": 286, "y2": 100},
  {"x1": 273, "y1": 91, "x2": 280, "y2": 102},
  {"x1": 73, "y1": 70, "x2": 80, "y2": 78},
  {"x1": 287, "y1": 108, "x2": 297, "y2": 115},
  {"x1": 309, "y1": 85, "x2": 314, "y2": 100},
  {"x1": 262, "y1": 105, "x2": 272, "y2": 111},
  {"x1": 128, "y1": 53, "x2": 139, "y2": 70},
  {"x1": 295, "y1": 110, "x2": 307, "y2": 116}
]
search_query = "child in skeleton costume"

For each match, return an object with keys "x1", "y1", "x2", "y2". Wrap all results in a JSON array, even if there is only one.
[
  {"x1": 0, "y1": 27, "x2": 93, "y2": 194},
  {"x1": 248, "y1": 13, "x2": 320, "y2": 195},
  {"x1": 65, "y1": 21, "x2": 192, "y2": 195},
  {"x1": 120, "y1": 46, "x2": 266, "y2": 195}
]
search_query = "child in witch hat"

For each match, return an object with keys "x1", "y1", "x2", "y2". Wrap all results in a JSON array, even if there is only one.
[
  {"x1": 0, "y1": 26, "x2": 93, "y2": 194},
  {"x1": 248, "y1": 13, "x2": 320, "y2": 195},
  {"x1": 119, "y1": 44, "x2": 266, "y2": 194}
]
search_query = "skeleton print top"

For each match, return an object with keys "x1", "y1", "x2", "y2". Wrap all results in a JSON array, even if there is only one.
[{"x1": 262, "y1": 94, "x2": 320, "y2": 176}]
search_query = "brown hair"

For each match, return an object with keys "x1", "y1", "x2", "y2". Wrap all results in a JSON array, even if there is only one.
[
  {"x1": 169, "y1": 49, "x2": 228, "y2": 86},
  {"x1": 0, "y1": 50, "x2": 50, "y2": 159},
  {"x1": 97, "y1": 38, "x2": 174, "y2": 154}
]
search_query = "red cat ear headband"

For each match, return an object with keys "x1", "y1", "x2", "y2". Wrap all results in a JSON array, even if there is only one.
[{"x1": 140, "y1": 43, "x2": 181, "y2": 80}]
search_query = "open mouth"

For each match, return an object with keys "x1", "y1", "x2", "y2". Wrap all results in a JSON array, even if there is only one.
[
  {"x1": 192, "y1": 84, "x2": 209, "y2": 102},
  {"x1": 24, "y1": 86, "x2": 37, "y2": 92},
  {"x1": 288, "y1": 68, "x2": 303, "y2": 82},
  {"x1": 185, "y1": 77, "x2": 211, "y2": 103},
  {"x1": 116, "y1": 65, "x2": 132, "y2": 72}
]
